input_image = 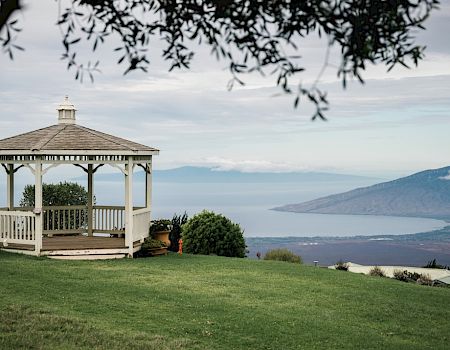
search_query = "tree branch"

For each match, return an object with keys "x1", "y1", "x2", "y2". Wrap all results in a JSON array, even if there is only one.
[{"x1": 0, "y1": 0, "x2": 21, "y2": 32}]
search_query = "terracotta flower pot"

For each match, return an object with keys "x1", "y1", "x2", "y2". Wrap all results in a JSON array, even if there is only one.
[{"x1": 153, "y1": 230, "x2": 171, "y2": 247}]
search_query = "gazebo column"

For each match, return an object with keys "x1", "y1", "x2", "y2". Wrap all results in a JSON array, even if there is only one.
[
  {"x1": 125, "y1": 156, "x2": 134, "y2": 257},
  {"x1": 6, "y1": 164, "x2": 14, "y2": 210},
  {"x1": 145, "y1": 158, "x2": 152, "y2": 210},
  {"x1": 34, "y1": 157, "x2": 43, "y2": 255},
  {"x1": 87, "y1": 164, "x2": 94, "y2": 236}
]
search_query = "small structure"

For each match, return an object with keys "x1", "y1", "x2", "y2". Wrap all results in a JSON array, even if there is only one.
[{"x1": 0, "y1": 97, "x2": 159, "y2": 259}]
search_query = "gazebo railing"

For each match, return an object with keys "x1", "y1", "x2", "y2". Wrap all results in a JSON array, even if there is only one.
[
  {"x1": 0, "y1": 210, "x2": 36, "y2": 246},
  {"x1": 7, "y1": 205, "x2": 148, "y2": 238},
  {"x1": 132, "y1": 207, "x2": 151, "y2": 242},
  {"x1": 93, "y1": 205, "x2": 125, "y2": 235}
]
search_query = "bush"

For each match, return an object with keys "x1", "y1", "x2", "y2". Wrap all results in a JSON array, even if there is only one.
[
  {"x1": 393, "y1": 269, "x2": 409, "y2": 282},
  {"x1": 263, "y1": 249, "x2": 302, "y2": 264},
  {"x1": 335, "y1": 260, "x2": 349, "y2": 271},
  {"x1": 20, "y1": 182, "x2": 88, "y2": 207},
  {"x1": 20, "y1": 182, "x2": 88, "y2": 230},
  {"x1": 369, "y1": 266, "x2": 386, "y2": 277},
  {"x1": 169, "y1": 212, "x2": 188, "y2": 252},
  {"x1": 417, "y1": 273, "x2": 433, "y2": 286},
  {"x1": 393, "y1": 269, "x2": 433, "y2": 286},
  {"x1": 182, "y1": 210, "x2": 246, "y2": 258},
  {"x1": 137, "y1": 238, "x2": 167, "y2": 257}
]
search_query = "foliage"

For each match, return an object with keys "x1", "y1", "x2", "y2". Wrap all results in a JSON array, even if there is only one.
[
  {"x1": 393, "y1": 269, "x2": 433, "y2": 286},
  {"x1": 335, "y1": 260, "x2": 349, "y2": 271},
  {"x1": 423, "y1": 258, "x2": 449, "y2": 269},
  {"x1": 416, "y1": 273, "x2": 433, "y2": 286},
  {"x1": 182, "y1": 210, "x2": 246, "y2": 258},
  {"x1": 263, "y1": 248, "x2": 302, "y2": 264},
  {"x1": 393, "y1": 269, "x2": 410, "y2": 282},
  {"x1": 142, "y1": 238, "x2": 167, "y2": 250},
  {"x1": 20, "y1": 182, "x2": 88, "y2": 231},
  {"x1": 138, "y1": 237, "x2": 167, "y2": 257},
  {"x1": 1, "y1": 0, "x2": 440, "y2": 119},
  {"x1": 169, "y1": 212, "x2": 188, "y2": 252},
  {"x1": 368, "y1": 266, "x2": 386, "y2": 277},
  {"x1": 20, "y1": 182, "x2": 88, "y2": 207},
  {"x1": 2, "y1": 252, "x2": 450, "y2": 349},
  {"x1": 149, "y1": 219, "x2": 172, "y2": 238}
]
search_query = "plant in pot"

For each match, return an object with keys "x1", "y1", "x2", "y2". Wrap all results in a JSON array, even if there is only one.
[
  {"x1": 140, "y1": 238, "x2": 168, "y2": 257},
  {"x1": 150, "y1": 219, "x2": 172, "y2": 247}
]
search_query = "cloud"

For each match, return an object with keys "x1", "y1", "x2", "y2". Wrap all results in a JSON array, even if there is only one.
[{"x1": 194, "y1": 157, "x2": 313, "y2": 173}]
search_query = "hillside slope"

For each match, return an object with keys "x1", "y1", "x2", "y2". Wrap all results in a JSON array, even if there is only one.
[
  {"x1": 1, "y1": 252, "x2": 449, "y2": 350},
  {"x1": 273, "y1": 166, "x2": 450, "y2": 221}
]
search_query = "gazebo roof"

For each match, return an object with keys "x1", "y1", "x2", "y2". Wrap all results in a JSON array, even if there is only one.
[{"x1": 0, "y1": 97, "x2": 159, "y2": 156}]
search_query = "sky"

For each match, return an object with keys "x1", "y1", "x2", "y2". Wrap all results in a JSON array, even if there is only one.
[{"x1": 1, "y1": 1, "x2": 450, "y2": 179}]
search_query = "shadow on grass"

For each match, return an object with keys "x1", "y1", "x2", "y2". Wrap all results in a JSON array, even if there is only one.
[{"x1": 0, "y1": 305, "x2": 194, "y2": 350}]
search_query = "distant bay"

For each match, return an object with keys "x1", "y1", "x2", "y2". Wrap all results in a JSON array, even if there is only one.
[{"x1": 91, "y1": 180, "x2": 447, "y2": 238}]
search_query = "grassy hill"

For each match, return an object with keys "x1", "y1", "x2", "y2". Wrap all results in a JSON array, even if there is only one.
[{"x1": 1, "y1": 252, "x2": 449, "y2": 349}]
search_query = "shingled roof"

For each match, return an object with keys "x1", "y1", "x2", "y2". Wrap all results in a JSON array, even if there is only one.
[{"x1": 0, "y1": 97, "x2": 158, "y2": 156}]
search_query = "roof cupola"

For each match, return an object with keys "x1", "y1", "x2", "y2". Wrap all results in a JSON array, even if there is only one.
[{"x1": 57, "y1": 96, "x2": 76, "y2": 124}]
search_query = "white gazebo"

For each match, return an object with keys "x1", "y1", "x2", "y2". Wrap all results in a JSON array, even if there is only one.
[{"x1": 0, "y1": 97, "x2": 159, "y2": 259}]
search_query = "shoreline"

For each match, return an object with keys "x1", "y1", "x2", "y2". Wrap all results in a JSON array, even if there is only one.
[{"x1": 245, "y1": 226, "x2": 450, "y2": 266}]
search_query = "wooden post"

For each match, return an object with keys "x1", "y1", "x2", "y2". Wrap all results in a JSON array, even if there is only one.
[
  {"x1": 34, "y1": 157, "x2": 43, "y2": 255},
  {"x1": 87, "y1": 164, "x2": 93, "y2": 236},
  {"x1": 125, "y1": 156, "x2": 134, "y2": 257},
  {"x1": 7, "y1": 164, "x2": 14, "y2": 210},
  {"x1": 145, "y1": 157, "x2": 152, "y2": 210}
]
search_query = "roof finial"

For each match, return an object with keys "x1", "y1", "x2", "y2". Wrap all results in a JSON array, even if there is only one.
[{"x1": 57, "y1": 96, "x2": 76, "y2": 125}]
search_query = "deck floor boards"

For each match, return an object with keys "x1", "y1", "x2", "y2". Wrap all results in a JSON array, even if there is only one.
[{"x1": 42, "y1": 236, "x2": 126, "y2": 251}]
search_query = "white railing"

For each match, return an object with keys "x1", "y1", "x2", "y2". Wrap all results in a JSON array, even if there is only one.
[
  {"x1": 8, "y1": 205, "x2": 146, "y2": 238},
  {"x1": 43, "y1": 205, "x2": 87, "y2": 234},
  {"x1": 93, "y1": 206, "x2": 125, "y2": 235},
  {"x1": 132, "y1": 208, "x2": 151, "y2": 242},
  {"x1": 0, "y1": 210, "x2": 36, "y2": 245}
]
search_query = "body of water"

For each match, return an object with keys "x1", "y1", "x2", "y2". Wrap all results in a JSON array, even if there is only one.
[{"x1": 91, "y1": 180, "x2": 447, "y2": 237}]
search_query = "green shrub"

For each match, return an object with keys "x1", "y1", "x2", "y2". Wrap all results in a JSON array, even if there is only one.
[
  {"x1": 137, "y1": 238, "x2": 167, "y2": 257},
  {"x1": 169, "y1": 212, "x2": 188, "y2": 252},
  {"x1": 182, "y1": 210, "x2": 246, "y2": 258},
  {"x1": 263, "y1": 249, "x2": 302, "y2": 264},
  {"x1": 20, "y1": 182, "x2": 88, "y2": 207},
  {"x1": 335, "y1": 260, "x2": 349, "y2": 271},
  {"x1": 369, "y1": 266, "x2": 386, "y2": 277},
  {"x1": 20, "y1": 182, "x2": 88, "y2": 230}
]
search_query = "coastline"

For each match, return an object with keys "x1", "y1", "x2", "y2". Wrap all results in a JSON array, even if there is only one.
[{"x1": 246, "y1": 225, "x2": 450, "y2": 266}]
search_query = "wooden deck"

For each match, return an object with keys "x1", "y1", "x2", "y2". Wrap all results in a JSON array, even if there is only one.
[
  {"x1": 1, "y1": 236, "x2": 143, "y2": 259},
  {"x1": 42, "y1": 236, "x2": 126, "y2": 251}
]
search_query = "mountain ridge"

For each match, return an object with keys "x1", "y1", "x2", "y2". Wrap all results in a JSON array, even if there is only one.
[
  {"x1": 273, "y1": 166, "x2": 450, "y2": 221},
  {"x1": 76, "y1": 166, "x2": 381, "y2": 183}
]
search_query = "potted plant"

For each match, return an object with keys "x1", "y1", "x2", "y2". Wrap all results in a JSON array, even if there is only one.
[
  {"x1": 141, "y1": 238, "x2": 168, "y2": 257},
  {"x1": 150, "y1": 219, "x2": 172, "y2": 247}
]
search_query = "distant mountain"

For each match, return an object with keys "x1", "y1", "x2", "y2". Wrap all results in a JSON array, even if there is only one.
[
  {"x1": 80, "y1": 166, "x2": 379, "y2": 183},
  {"x1": 273, "y1": 166, "x2": 450, "y2": 221}
]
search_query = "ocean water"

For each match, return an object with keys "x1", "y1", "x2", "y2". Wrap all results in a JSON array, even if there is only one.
[{"x1": 88, "y1": 180, "x2": 447, "y2": 237}]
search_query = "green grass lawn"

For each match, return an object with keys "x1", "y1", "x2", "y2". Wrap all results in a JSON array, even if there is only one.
[{"x1": 1, "y1": 251, "x2": 449, "y2": 349}]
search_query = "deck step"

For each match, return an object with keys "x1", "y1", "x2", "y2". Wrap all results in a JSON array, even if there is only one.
[
  {"x1": 41, "y1": 248, "x2": 132, "y2": 256},
  {"x1": 48, "y1": 254, "x2": 126, "y2": 260}
]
